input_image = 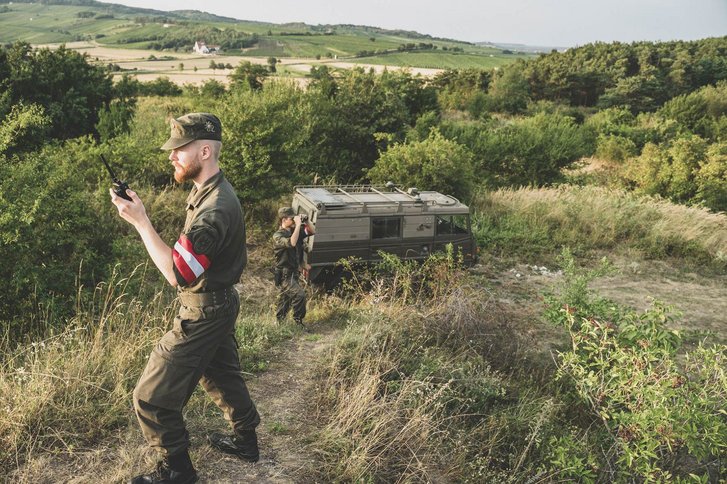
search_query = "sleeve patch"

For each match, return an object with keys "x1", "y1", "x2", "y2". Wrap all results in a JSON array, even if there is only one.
[
  {"x1": 193, "y1": 231, "x2": 215, "y2": 255},
  {"x1": 173, "y1": 234, "x2": 212, "y2": 285}
]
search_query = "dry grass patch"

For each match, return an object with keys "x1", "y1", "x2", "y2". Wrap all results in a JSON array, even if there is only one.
[{"x1": 473, "y1": 185, "x2": 727, "y2": 266}]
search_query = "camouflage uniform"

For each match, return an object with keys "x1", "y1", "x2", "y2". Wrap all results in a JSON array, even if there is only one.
[
  {"x1": 273, "y1": 214, "x2": 308, "y2": 325},
  {"x1": 133, "y1": 158, "x2": 259, "y2": 456}
]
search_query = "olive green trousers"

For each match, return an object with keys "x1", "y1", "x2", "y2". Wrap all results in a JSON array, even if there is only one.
[
  {"x1": 133, "y1": 290, "x2": 260, "y2": 456},
  {"x1": 275, "y1": 271, "x2": 307, "y2": 324}
]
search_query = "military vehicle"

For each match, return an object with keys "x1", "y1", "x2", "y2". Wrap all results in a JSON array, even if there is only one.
[{"x1": 291, "y1": 184, "x2": 477, "y2": 283}]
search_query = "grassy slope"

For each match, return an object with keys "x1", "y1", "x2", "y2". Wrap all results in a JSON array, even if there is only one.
[
  {"x1": 1, "y1": 3, "x2": 533, "y2": 69},
  {"x1": 3, "y1": 184, "x2": 725, "y2": 480},
  {"x1": 0, "y1": 4, "x2": 130, "y2": 43},
  {"x1": 349, "y1": 51, "x2": 530, "y2": 69}
]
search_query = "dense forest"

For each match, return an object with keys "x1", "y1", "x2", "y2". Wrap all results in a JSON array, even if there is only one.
[{"x1": 1, "y1": 36, "x2": 725, "y2": 482}]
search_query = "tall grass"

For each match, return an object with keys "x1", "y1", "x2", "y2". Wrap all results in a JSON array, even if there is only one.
[
  {"x1": 0, "y1": 266, "x2": 292, "y2": 475},
  {"x1": 311, "y1": 256, "x2": 564, "y2": 482},
  {"x1": 311, "y1": 247, "x2": 725, "y2": 482},
  {"x1": 473, "y1": 185, "x2": 727, "y2": 267},
  {"x1": 0, "y1": 266, "x2": 172, "y2": 474}
]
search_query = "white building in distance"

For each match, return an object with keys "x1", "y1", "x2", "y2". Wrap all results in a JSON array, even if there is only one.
[{"x1": 193, "y1": 41, "x2": 221, "y2": 55}]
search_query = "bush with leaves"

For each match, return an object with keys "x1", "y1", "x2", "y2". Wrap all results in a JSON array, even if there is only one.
[
  {"x1": 658, "y1": 81, "x2": 727, "y2": 141},
  {"x1": 431, "y1": 68, "x2": 491, "y2": 112},
  {"x1": 217, "y1": 81, "x2": 309, "y2": 205},
  {"x1": 138, "y1": 77, "x2": 182, "y2": 97},
  {"x1": 0, "y1": 141, "x2": 117, "y2": 336},
  {"x1": 228, "y1": 61, "x2": 269, "y2": 91},
  {"x1": 300, "y1": 68, "x2": 424, "y2": 181},
  {"x1": 623, "y1": 134, "x2": 727, "y2": 210},
  {"x1": 443, "y1": 112, "x2": 594, "y2": 187},
  {"x1": 0, "y1": 102, "x2": 50, "y2": 156},
  {"x1": 695, "y1": 141, "x2": 727, "y2": 211},
  {"x1": 487, "y1": 61, "x2": 531, "y2": 114},
  {"x1": 594, "y1": 133, "x2": 638, "y2": 163},
  {"x1": 0, "y1": 42, "x2": 112, "y2": 140},
  {"x1": 544, "y1": 250, "x2": 726, "y2": 481},
  {"x1": 368, "y1": 128, "x2": 475, "y2": 200}
]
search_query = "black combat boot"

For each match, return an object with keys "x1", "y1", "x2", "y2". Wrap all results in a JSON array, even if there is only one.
[
  {"x1": 129, "y1": 451, "x2": 198, "y2": 484},
  {"x1": 208, "y1": 429, "x2": 260, "y2": 462}
]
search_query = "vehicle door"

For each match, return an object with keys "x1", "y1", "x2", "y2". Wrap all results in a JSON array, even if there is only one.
[{"x1": 433, "y1": 214, "x2": 474, "y2": 260}]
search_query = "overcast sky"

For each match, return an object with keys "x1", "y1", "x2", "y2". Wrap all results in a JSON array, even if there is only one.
[{"x1": 108, "y1": 0, "x2": 726, "y2": 47}]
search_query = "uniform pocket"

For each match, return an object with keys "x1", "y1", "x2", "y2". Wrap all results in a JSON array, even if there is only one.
[
  {"x1": 175, "y1": 305, "x2": 204, "y2": 337},
  {"x1": 133, "y1": 344, "x2": 202, "y2": 411}
]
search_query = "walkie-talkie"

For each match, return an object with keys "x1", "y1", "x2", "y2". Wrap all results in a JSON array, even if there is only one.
[{"x1": 100, "y1": 154, "x2": 132, "y2": 201}]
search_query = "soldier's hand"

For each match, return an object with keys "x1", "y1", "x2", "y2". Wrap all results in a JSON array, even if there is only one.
[
  {"x1": 293, "y1": 215, "x2": 302, "y2": 226},
  {"x1": 110, "y1": 188, "x2": 148, "y2": 227}
]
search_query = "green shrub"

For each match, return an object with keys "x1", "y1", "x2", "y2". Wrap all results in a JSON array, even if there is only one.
[
  {"x1": 595, "y1": 133, "x2": 638, "y2": 163},
  {"x1": 199, "y1": 79, "x2": 227, "y2": 98},
  {"x1": 487, "y1": 62, "x2": 531, "y2": 114},
  {"x1": 623, "y1": 134, "x2": 727, "y2": 211},
  {"x1": 584, "y1": 106, "x2": 637, "y2": 139},
  {"x1": 96, "y1": 99, "x2": 136, "y2": 142},
  {"x1": 0, "y1": 102, "x2": 50, "y2": 156},
  {"x1": 368, "y1": 128, "x2": 475, "y2": 200},
  {"x1": 658, "y1": 81, "x2": 727, "y2": 141},
  {"x1": 696, "y1": 142, "x2": 727, "y2": 212},
  {"x1": 443, "y1": 112, "x2": 593, "y2": 187},
  {"x1": 0, "y1": 143, "x2": 117, "y2": 335},
  {"x1": 0, "y1": 43, "x2": 113, "y2": 140},
  {"x1": 217, "y1": 81, "x2": 309, "y2": 205},
  {"x1": 544, "y1": 250, "x2": 726, "y2": 481},
  {"x1": 138, "y1": 77, "x2": 182, "y2": 97}
]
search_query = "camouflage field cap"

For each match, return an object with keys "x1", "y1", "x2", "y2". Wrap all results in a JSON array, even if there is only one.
[
  {"x1": 161, "y1": 112, "x2": 222, "y2": 150},
  {"x1": 278, "y1": 207, "x2": 296, "y2": 219}
]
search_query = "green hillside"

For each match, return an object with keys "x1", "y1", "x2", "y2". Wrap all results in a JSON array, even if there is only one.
[
  {"x1": 0, "y1": 1, "x2": 533, "y2": 68},
  {"x1": 349, "y1": 50, "x2": 530, "y2": 69}
]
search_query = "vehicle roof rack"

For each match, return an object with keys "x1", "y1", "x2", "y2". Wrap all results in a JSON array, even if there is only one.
[{"x1": 294, "y1": 184, "x2": 462, "y2": 214}]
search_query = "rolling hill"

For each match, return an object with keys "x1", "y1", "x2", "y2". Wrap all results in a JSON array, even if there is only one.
[{"x1": 0, "y1": 0, "x2": 535, "y2": 69}]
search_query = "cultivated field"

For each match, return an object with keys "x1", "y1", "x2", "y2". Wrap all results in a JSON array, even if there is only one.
[{"x1": 38, "y1": 41, "x2": 447, "y2": 85}]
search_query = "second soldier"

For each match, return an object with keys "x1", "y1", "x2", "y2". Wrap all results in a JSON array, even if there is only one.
[{"x1": 273, "y1": 207, "x2": 315, "y2": 330}]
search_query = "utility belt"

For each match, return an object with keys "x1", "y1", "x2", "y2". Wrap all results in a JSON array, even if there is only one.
[{"x1": 178, "y1": 286, "x2": 235, "y2": 307}]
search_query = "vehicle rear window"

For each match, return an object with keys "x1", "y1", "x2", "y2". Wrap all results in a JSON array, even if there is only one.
[{"x1": 372, "y1": 217, "x2": 401, "y2": 239}]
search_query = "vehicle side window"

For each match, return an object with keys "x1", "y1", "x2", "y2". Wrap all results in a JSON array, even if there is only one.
[
  {"x1": 436, "y1": 215, "x2": 469, "y2": 235},
  {"x1": 372, "y1": 217, "x2": 401, "y2": 239}
]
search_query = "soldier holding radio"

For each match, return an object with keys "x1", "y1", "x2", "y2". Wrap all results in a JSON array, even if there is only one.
[{"x1": 110, "y1": 113, "x2": 260, "y2": 484}]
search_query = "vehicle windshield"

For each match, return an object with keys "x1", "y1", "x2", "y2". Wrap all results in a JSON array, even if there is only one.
[{"x1": 436, "y1": 215, "x2": 469, "y2": 235}]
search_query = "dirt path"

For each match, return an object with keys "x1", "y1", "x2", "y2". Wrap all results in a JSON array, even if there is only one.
[
  {"x1": 193, "y1": 327, "x2": 339, "y2": 483},
  {"x1": 10, "y1": 325, "x2": 340, "y2": 483}
]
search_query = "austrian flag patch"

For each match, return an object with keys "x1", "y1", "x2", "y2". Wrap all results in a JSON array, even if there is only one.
[{"x1": 173, "y1": 234, "x2": 211, "y2": 284}]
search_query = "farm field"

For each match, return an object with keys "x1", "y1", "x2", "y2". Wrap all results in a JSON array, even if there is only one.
[
  {"x1": 2, "y1": 2, "x2": 532, "y2": 72},
  {"x1": 0, "y1": 3, "x2": 133, "y2": 43},
  {"x1": 38, "y1": 41, "x2": 448, "y2": 84},
  {"x1": 348, "y1": 50, "x2": 530, "y2": 69}
]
